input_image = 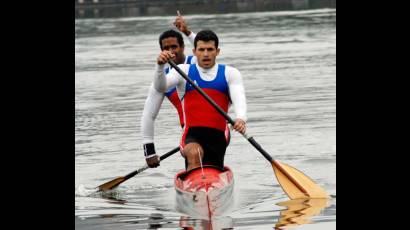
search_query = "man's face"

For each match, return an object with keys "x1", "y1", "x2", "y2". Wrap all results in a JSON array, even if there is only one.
[
  {"x1": 193, "y1": 40, "x2": 220, "y2": 69},
  {"x1": 161, "y1": 37, "x2": 185, "y2": 64}
]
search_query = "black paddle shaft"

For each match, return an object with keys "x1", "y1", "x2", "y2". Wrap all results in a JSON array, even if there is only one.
[
  {"x1": 168, "y1": 60, "x2": 274, "y2": 162},
  {"x1": 123, "y1": 146, "x2": 180, "y2": 180}
]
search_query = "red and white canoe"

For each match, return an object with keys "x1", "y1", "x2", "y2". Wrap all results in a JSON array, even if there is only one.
[{"x1": 174, "y1": 166, "x2": 234, "y2": 219}]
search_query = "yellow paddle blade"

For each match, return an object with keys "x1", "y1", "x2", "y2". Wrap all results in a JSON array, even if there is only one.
[
  {"x1": 275, "y1": 198, "x2": 329, "y2": 228},
  {"x1": 272, "y1": 160, "x2": 329, "y2": 199},
  {"x1": 97, "y1": 177, "x2": 125, "y2": 192}
]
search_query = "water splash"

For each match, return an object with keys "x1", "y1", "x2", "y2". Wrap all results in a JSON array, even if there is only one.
[{"x1": 75, "y1": 184, "x2": 99, "y2": 197}]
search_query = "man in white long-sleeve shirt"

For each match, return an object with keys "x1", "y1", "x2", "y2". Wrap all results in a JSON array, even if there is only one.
[
  {"x1": 141, "y1": 13, "x2": 198, "y2": 168},
  {"x1": 154, "y1": 30, "x2": 247, "y2": 171},
  {"x1": 141, "y1": 29, "x2": 195, "y2": 167}
]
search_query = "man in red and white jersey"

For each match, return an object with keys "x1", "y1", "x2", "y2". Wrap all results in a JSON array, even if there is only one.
[{"x1": 154, "y1": 30, "x2": 247, "y2": 171}]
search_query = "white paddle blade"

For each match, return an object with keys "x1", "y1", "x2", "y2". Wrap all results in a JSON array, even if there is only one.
[{"x1": 272, "y1": 161, "x2": 329, "y2": 199}]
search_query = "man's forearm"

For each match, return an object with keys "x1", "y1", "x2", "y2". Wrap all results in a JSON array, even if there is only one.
[
  {"x1": 141, "y1": 84, "x2": 164, "y2": 144},
  {"x1": 230, "y1": 84, "x2": 247, "y2": 122},
  {"x1": 187, "y1": 32, "x2": 196, "y2": 46},
  {"x1": 154, "y1": 64, "x2": 168, "y2": 92}
]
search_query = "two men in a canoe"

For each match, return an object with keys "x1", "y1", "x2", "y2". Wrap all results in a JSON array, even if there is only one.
[{"x1": 142, "y1": 13, "x2": 247, "y2": 171}]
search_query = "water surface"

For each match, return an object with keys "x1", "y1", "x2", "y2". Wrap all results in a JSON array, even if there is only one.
[{"x1": 75, "y1": 9, "x2": 336, "y2": 229}]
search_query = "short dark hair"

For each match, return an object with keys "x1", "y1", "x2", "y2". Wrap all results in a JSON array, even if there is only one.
[
  {"x1": 194, "y1": 30, "x2": 219, "y2": 49},
  {"x1": 159, "y1": 30, "x2": 184, "y2": 50}
]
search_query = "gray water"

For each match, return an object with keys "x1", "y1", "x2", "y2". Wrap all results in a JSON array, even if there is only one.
[{"x1": 75, "y1": 9, "x2": 336, "y2": 229}]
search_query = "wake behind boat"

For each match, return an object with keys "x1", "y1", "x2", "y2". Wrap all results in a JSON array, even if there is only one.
[{"x1": 174, "y1": 166, "x2": 234, "y2": 219}]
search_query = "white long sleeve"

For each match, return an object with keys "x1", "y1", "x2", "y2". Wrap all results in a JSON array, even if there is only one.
[
  {"x1": 187, "y1": 32, "x2": 196, "y2": 46},
  {"x1": 153, "y1": 63, "x2": 189, "y2": 94},
  {"x1": 154, "y1": 64, "x2": 168, "y2": 92},
  {"x1": 141, "y1": 83, "x2": 165, "y2": 144},
  {"x1": 225, "y1": 66, "x2": 247, "y2": 122}
]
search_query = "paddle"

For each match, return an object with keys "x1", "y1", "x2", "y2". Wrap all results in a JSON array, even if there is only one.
[
  {"x1": 168, "y1": 60, "x2": 329, "y2": 199},
  {"x1": 97, "y1": 146, "x2": 180, "y2": 192}
]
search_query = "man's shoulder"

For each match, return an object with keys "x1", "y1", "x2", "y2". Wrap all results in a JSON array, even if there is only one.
[
  {"x1": 169, "y1": 63, "x2": 190, "y2": 75},
  {"x1": 177, "y1": 63, "x2": 191, "y2": 69},
  {"x1": 187, "y1": 55, "x2": 197, "y2": 64},
  {"x1": 222, "y1": 65, "x2": 241, "y2": 75}
]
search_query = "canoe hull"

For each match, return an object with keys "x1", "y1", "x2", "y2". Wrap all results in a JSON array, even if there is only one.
[{"x1": 175, "y1": 166, "x2": 234, "y2": 218}]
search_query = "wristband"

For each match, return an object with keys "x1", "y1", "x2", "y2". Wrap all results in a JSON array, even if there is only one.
[{"x1": 143, "y1": 143, "x2": 156, "y2": 157}]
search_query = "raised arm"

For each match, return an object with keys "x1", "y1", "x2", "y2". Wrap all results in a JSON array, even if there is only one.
[
  {"x1": 154, "y1": 51, "x2": 187, "y2": 93},
  {"x1": 173, "y1": 10, "x2": 196, "y2": 46}
]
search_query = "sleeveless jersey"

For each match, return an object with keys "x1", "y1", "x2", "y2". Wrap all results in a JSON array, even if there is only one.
[
  {"x1": 164, "y1": 55, "x2": 194, "y2": 126},
  {"x1": 182, "y1": 64, "x2": 229, "y2": 131}
]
